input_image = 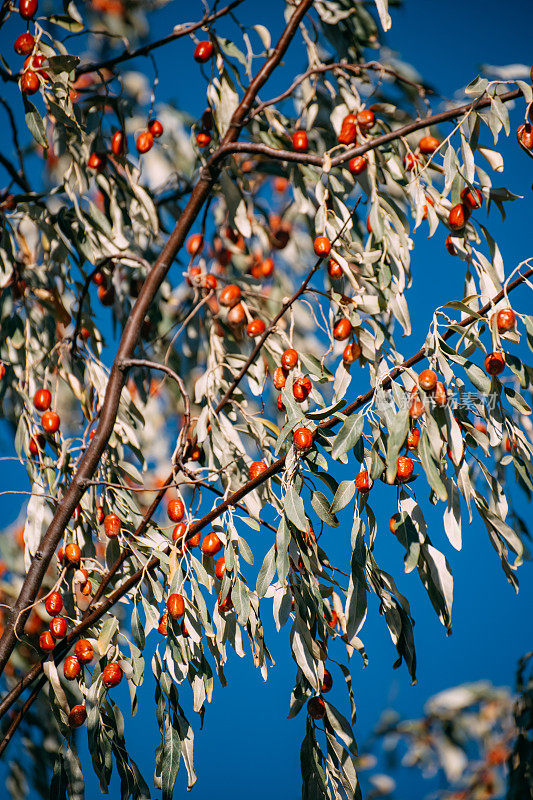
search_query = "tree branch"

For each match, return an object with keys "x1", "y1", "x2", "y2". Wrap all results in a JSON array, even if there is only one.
[
  {"x1": 0, "y1": 0, "x2": 314, "y2": 680},
  {"x1": 2, "y1": 267, "x2": 531, "y2": 746},
  {"x1": 209, "y1": 87, "x2": 523, "y2": 171},
  {"x1": 76, "y1": 0, "x2": 245, "y2": 76},
  {"x1": 249, "y1": 60, "x2": 432, "y2": 119}
]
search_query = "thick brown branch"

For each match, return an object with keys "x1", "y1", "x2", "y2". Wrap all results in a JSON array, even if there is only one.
[
  {"x1": 0, "y1": 0, "x2": 314, "y2": 681},
  {"x1": 2, "y1": 267, "x2": 531, "y2": 745}
]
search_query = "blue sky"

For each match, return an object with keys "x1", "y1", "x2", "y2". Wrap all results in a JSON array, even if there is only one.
[{"x1": 0, "y1": 0, "x2": 532, "y2": 797}]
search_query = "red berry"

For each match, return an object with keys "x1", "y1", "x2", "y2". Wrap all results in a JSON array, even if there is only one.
[
  {"x1": 273, "y1": 366, "x2": 288, "y2": 390},
  {"x1": 307, "y1": 696, "x2": 326, "y2": 719},
  {"x1": 201, "y1": 531, "x2": 223, "y2": 556},
  {"x1": 357, "y1": 109, "x2": 375, "y2": 129},
  {"x1": 42, "y1": 411, "x2": 60, "y2": 433},
  {"x1": 68, "y1": 705, "x2": 87, "y2": 727},
  {"x1": 166, "y1": 593, "x2": 185, "y2": 619},
  {"x1": 136, "y1": 131, "x2": 153, "y2": 154},
  {"x1": 281, "y1": 348, "x2": 298, "y2": 370},
  {"x1": 19, "y1": 0, "x2": 38, "y2": 19},
  {"x1": 34, "y1": 388, "x2": 51, "y2": 411},
  {"x1": 460, "y1": 186, "x2": 483, "y2": 210},
  {"x1": 292, "y1": 130, "x2": 308, "y2": 152},
  {"x1": 111, "y1": 130, "x2": 125, "y2": 156},
  {"x1": 313, "y1": 236, "x2": 331, "y2": 257},
  {"x1": 194, "y1": 41, "x2": 214, "y2": 63},
  {"x1": 74, "y1": 638, "x2": 94, "y2": 664},
  {"x1": 293, "y1": 376, "x2": 312, "y2": 403},
  {"x1": 14, "y1": 32, "x2": 35, "y2": 55},
  {"x1": 219, "y1": 284, "x2": 241, "y2": 307},
  {"x1": 322, "y1": 669, "x2": 333, "y2": 692},
  {"x1": 148, "y1": 119, "x2": 163, "y2": 138},
  {"x1": 102, "y1": 662, "x2": 122, "y2": 688},
  {"x1": 50, "y1": 616, "x2": 67, "y2": 639},
  {"x1": 187, "y1": 233, "x2": 203, "y2": 256},
  {"x1": 348, "y1": 155, "x2": 367, "y2": 175},
  {"x1": 20, "y1": 70, "x2": 40, "y2": 94},
  {"x1": 158, "y1": 612, "x2": 168, "y2": 635},
  {"x1": 485, "y1": 352, "x2": 505, "y2": 376},
  {"x1": 88, "y1": 152, "x2": 106, "y2": 172},
  {"x1": 215, "y1": 556, "x2": 226, "y2": 580},
  {"x1": 496, "y1": 308, "x2": 516, "y2": 333},
  {"x1": 328, "y1": 259, "x2": 343, "y2": 279},
  {"x1": 406, "y1": 428, "x2": 420, "y2": 450},
  {"x1": 103, "y1": 513, "x2": 121, "y2": 538},
  {"x1": 64, "y1": 543, "x2": 81, "y2": 565},
  {"x1": 445, "y1": 234, "x2": 457, "y2": 256},
  {"x1": 63, "y1": 655, "x2": 81, "y2": 680},
  {"x1": 338, "y1": 114, "x2": 358, "y2": 145},
  {"x1": 168, "y1": 498, "x2": 185, "y2": 522},
  {"x1": 355, "y1": 471, "x2": 370, "y2": 492},
  {"x1": 246, "y1": 319, "x2": 266, "y2": 338},
  {"x1": 343, "y1": 342, "x2": 361, "y2": 363},
  {"x1": 419, "y1": 135, "x2": 440, "y2": 154},
  {"x1": 44, "y1": 592, "x2": 63, "y2": 617},
  {"x1": 196, "y1": 131, "x2": 211, "y2": 148},
  {"x1": 396, "y1": 456, "x2": 414, "y2": 481},
  {"x1": 517, "y1": 123, "x2": 533, "y2": 150},
  {"x1": 249, "y1": 460, "x2": 268, "y2": 480},
  {"x1": 293, "y1": 428, "x2": 313, "y2": 452},
  {"x1": 333, "y1": 318, "x2": 351, "y2": 341},
  {"x1": 419, "y1": 369, "x2": 437, "y2": 392},
  {"x1": 449, "y1": 203, "x2": 470, "y2": 230},
  {"x1": 39, "y1": 631, "x2": 55, "y2": 652}
]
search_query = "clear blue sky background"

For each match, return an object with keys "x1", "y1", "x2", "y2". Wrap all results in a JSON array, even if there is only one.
[{"x1": 0, "y1": 0, "x2": 532, "y2": 797}]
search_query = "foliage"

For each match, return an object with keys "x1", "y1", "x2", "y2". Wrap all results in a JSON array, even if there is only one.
[{"x1": 0, "y1": 0, "x2": 531, "y2": 797}]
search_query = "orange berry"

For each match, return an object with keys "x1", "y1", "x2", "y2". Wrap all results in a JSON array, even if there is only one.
[
  {"x1": 219, "y1": 284, "x2": 241, "y2": 308},
  {"x1": 68, "y1": 704, "x2": 87, "y2": 727},
  {"x1": 249, "y1": 460, "x2": 268, "y2": 480},
  {"x1": 168, "y1": 498, "x2": 185, "y2": 522},
  {"x1": 355, "y1": 470, "x2": 370, "y2": 492},
  {"x1": 166, "y1": 593, "x2": 185, "y2": 619},
  {"x1": 348, "y1": 155, "x2": 367, "y2": 174},
  {"x1": 293, "y1": 428, "x2": 313, "y2": 452},
  {"x1": 314, "y1": 236, "x2": 331, "y2": 257},
  {"x1": 102, "y1": 662, "x2": 122, "y2": 688},
  {"x1": 201, "y1": 531, "x2": 223, "y2": 556},
  {"x1": 281, "y1": 348, "x2": 298, "y2": 370},
  {"x1": 357, "y1": 109, "x2": 375, "y2": 129},
  {"x1": 42, "y1": 411, "x2": 60, "y2": 433},
  {"x1": 292, "y1": 130, "x2": 308, "y2": 152},
  {"x1": 419, "y1": 369, "x2": 437, "y2": 392},
  {"x1": 136, "y1": 131, "x2": 153, "y2": 154},
  {"x1": 484, "y1": 352, "x2": 505, "y2": 375},
  {"x1": 194, "y1": 41, "x2": 213, "y2": 63},
  {"x1": 33, "y1": 388, "x2": 51, "y2": 411},
  {"x1": 419, "y1": 135, "x2": 440, "y2": 154},
  {"x1": 103, "y1": 513, "x2": 121, "y2": 538},
  {"x1": 333, "y1": 318, "x2": 351, "y2": 341}
]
